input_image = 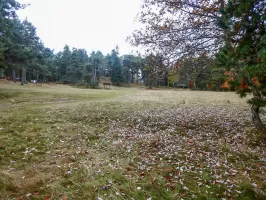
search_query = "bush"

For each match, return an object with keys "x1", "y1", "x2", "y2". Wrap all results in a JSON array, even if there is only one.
[
  {"x1": 74, "y1": 82, "x2": 100, "y2": 89},
  {"x1": 120, "y1": 83, "x2": 130, "y2": 87},
  {"x1": 88, "y1": 82, "x2": 100, "y2": 89},
  {"x1": 75, "y1": 82, "x2": 86, "y2": 87}
]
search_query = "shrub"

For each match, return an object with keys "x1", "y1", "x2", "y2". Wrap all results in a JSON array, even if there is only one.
[{"x1": 88, "y1": 82, "x2": 100, "y2": 89}]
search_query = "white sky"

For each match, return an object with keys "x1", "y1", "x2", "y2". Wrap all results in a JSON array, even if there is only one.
[{"x1": 17, "y1": 0, "x2": 143, "y2": 55}]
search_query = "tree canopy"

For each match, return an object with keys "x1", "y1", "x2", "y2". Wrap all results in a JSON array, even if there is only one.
[
  {"x1": 0, "y1": 0, "x2": 147, "y2": 86},
  {"x1": 130, "y1": 0, "x2": 266, "y2": 131}
]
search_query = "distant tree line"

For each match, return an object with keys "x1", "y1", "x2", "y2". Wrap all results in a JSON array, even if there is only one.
[
  {"x1": 0, "y1": 0, "x2": 239, "y2": 91},
  {"x1": 0, "y1": 0, "x2": 171, "y2": 87}
]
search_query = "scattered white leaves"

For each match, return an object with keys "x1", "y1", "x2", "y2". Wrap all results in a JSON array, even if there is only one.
[{"x1": 183, "y1": 186, "x2": 189, "y2": 191}]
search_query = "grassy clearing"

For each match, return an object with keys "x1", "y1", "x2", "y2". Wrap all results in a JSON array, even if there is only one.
[{"x1": 0, "y1": 81, "x2": 265, "y2": 200}]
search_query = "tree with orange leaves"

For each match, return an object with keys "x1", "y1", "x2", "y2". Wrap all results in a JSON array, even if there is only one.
[
  {"x1": 129, "y1": 0, "x2": 266, "y2": 132},
  {"x1": 216, "y1": 0, "x2": 266, "y2": 131}
]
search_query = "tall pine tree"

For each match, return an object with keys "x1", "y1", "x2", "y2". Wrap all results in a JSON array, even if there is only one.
[
  {"x1": 111, "y1": 47, "x2": 123, "y2": 86},
  {"x1": 216, "y1": 0, "x2": 266, "y2": 131}
]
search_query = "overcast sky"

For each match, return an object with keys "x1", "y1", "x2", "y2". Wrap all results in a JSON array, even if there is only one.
[{"x1": 17, "y1": 0, "x2": 143, "y2": 55}]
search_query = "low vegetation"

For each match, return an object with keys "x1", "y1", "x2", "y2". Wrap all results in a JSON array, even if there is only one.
[{"x1": 0, "y1": 82, "x2": 266, "y2": 200}]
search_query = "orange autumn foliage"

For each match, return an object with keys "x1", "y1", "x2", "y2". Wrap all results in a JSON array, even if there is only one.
[
  {"x1": 189, "y1": 80, "x2": 194, "y2": 88},
  {"x1": 221, "y1": 72, "x2": 260, "y2": 89},
  {"x1": 240, "y1": 81, "x2": 249, "y2": 89},
  {"x1": 252, "y1": 77, "x2": 260, "y2": 86},
  {"x1": 208, "y1": 83, "x2": 215, "y2": 90},
  {"x1": 220, "y1": 76, "x2": 234, "y2": 89}
]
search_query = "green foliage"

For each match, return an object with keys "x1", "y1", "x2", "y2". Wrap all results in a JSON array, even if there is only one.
[
  {"x1": 0, "y1": 1, "x2": 147, "y2": 87},
  {"x1": 144, "y1": 54, "x2": 168, "y2": 89},
  {"x1": 168, "y1": 73, "x2": 179, "y2": 86},
  {"x1": 88, "y1": 82, "x2": 99, "y2": 89},
  {"x1": 0, "y1": 0, "x2": 21, "y2": 61},
  {"x1": 216, "y1": 0, "x2": 266, "y2": 107},
  {"x1": 111, "y1": 47, "x2": 123, "y2": 86},
  {"x1": 122, "y1": 54, "x2": 144, "y2": 84},
  {"x1": 0, "y1": 0, "x2": 56, "y2": 83},
  {"x1": 171, "y1": 55, "x2": 214, "y2": 90}
]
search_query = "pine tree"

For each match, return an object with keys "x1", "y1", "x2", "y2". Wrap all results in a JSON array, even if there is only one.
[
  {"x1": 111, "y1": 47, "x2": 123, "y2": 86},
  {"x1": 0, "y1": 0, "x2": 21, "y2": 61},
  {"x1": 90, "y1": 51, "x2": 104, "y2": 83},
  {"x1": 217, "y1": 0, "x2": 266, "y2": 131},
  {"x1": 59, "y1": 45, "x2": 71, "y2": 82},
  {"x1": 0, "y1": 0, "x2": 21, "y2": 78}
]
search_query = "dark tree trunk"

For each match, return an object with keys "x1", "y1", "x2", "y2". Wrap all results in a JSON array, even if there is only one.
[
  {"x1": 251, "y1": 105, "x2": 266, "y2": 132},
  {"x1": 131, "y1": 72, "x2": 134, "y2": 83},
  {"x1": 92, "y1": 68, "x2": 97, "y2": 83},
  {"x1": 21, "y1": 67, "x2": 26, "y2": 85},
  {"x1": 12, "y1": 68, "x2": 16, "y2": 82},
  {"x1": 36, "y1": 69, "x2": 39, "y2": 83}
]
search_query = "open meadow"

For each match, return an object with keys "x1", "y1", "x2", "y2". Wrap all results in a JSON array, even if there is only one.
[{"x1": 0, "y1": 81, "x2": 266, "y2": 200}]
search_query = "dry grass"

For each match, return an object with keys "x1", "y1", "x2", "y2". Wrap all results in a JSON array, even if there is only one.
[{"x1": 0, "y1": 81, "x2": 265, "y2": 200}]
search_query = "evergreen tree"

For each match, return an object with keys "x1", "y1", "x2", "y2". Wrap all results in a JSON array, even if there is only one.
[
  {"x1": 110, "y1": 47, "x2": 123, "y2": 85},
  {"x1": 41, "y1": 47, "x2": 56, "y2": 82},
  {"x1": 103, "y1": 54, "x2": 112, "y2": 77},
  {"x1": 0, "y1": 0, "x2": 146, "y2": 88},
  {"x1": 3, "y1": 19, "x2": 40, "y2": 84},
  {"x1": 121, "y1": 55, "x2": 143, "y2": 84},
  {"x1": 90, "y1": 51, "x2": 104, "y2": 83},
  {"x1": 0, "y1": 0, "x2": 22, "y2": 62},
  {"x1": 58, "y1": 45, "x2": 71, "y2": 82},
  {"x1": 216, "y1": 0, "x2": 266, "y2": 131}
]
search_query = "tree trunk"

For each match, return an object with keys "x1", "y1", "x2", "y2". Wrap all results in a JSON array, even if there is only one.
[
  {"x1": 21, "y1": 67, "x2": 26, "y2": 85},
  {"x1": 12, "y1": 67, "x2": 16, "y2": 82},
  {"x1": 92, "y1": 68, "x2": 97, "y2": 83},
  {"x1": 148, "y1": 77, "x2": 152, "y2": 89},
  {"x1": 36, "y1": 69, "x2": 39, "y2": 83},
  {"x1": 131, "y1": 72, "x2": 134, "y2": 83},
  {"x1": 251, "y1": 105, "x2": 266, "y2": 132}
]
